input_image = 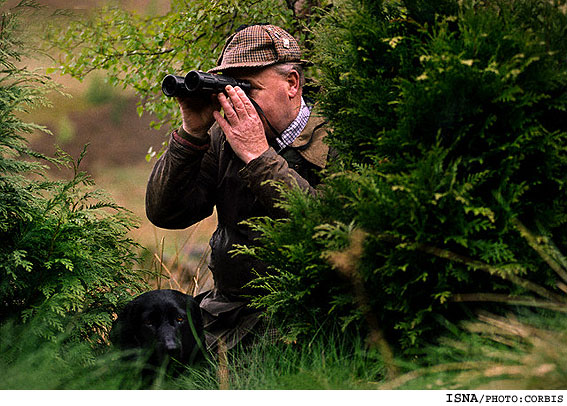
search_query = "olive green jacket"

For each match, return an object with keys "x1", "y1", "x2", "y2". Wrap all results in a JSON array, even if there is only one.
[{"x1": 145, "y1": 108, "x2": 331, "y2": 298}]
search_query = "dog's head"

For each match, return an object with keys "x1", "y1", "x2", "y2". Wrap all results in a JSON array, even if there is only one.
[{"x1": 111, "y1": 289, "x2": 205, "y2": 368}]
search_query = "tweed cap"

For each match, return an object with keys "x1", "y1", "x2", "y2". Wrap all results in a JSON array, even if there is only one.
[{"x1": 208, "y1": 24, "x2": 308, "y2": 73}]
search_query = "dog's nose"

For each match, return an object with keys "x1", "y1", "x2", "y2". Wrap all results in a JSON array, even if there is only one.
[{"x1": 163, "y1": 337, "x2": 179, "y2": 353}]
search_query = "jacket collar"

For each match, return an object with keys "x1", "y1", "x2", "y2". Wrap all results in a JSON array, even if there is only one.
[{"x1": 289, "y1": 105, "x2": 330, "y2": 168}]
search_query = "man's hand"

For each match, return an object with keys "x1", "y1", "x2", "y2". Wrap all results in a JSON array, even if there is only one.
[
  {"x1": 177, "y1": 94, "x2": 219, "y2": 140},
  {"x1": 213, "y1": 85, "x2": 269, "y2": 164}
]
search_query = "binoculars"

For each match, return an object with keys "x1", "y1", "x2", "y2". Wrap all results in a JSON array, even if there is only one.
[{"x1": 161, "y1": 71, "x2": 251, "y2": 98}]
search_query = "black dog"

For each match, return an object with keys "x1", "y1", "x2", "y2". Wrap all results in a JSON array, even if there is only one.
[{"x1": 110, "y1": 289, "x2": 205, "y2": 380}]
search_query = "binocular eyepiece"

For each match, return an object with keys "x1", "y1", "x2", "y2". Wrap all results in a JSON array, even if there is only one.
[{"x1": 161, "y1": 71, "x2": 251, "y2": 98}]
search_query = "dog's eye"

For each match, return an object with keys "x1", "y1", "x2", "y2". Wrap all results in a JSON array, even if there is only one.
[
  {"x1": 144, "y1": 320, "x2": 153, "y2": 327},
  {"x1": 175, "y1": 316, "x2": 184, "y2": 324}
]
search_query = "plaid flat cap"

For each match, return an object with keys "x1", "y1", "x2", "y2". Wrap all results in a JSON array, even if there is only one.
[{"x1": 208, "y1": 24, "x2": 309, "y2": 73}]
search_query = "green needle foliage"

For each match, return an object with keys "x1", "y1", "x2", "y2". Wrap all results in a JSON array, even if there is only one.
[
  {"x1": 0, "y1": 0, "x2": 147, "y2": 344},
  {"x1": 243, "y1": 0, "x2": 567, "y2": 353}
]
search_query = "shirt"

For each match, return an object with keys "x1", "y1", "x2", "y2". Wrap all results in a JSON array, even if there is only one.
[{"x1": 274, "y1": 97, "x2": 311, "y2": 151}]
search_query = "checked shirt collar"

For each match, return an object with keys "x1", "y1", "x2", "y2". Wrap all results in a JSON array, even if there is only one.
[{"x1": 274, "y1": 97, "x2": 311, "y2": 152}]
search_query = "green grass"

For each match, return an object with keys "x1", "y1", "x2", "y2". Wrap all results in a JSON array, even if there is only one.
[
  {"x1": 3, "y1": 309, "x2": 567, "y2": 390},
  {"x1": 0, "y1": 320, "x2": 386, "y2": 390},
  {"x1": 382, "y1": 310, "x2": 567, "y2": 390},
  {"x1": 0, "y1": 320, "x2": 143, "y2": 390},
  {"x1": 174, "y1": 331, "x2": 386, "y2": 390}
]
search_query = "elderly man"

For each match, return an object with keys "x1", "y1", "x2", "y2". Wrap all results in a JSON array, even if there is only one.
[{"x1": 146, "y1": 24, "x2": 333, "y2": 351}]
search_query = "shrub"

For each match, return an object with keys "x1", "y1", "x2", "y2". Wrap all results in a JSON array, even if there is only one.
[
  {"x1": 0, "y1": 0, "x2": 147, "y2": 343},
  {"x1": 245, "y1": 0, "x2": 567, "y2": 352}
]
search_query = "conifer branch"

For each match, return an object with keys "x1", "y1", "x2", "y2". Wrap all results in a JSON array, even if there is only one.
[
  {"x1": 511, "y1": 218, "x2": 567, "y2": 285},
  {"x1": 414, "y1": 243, "x2": 567, "y2": 304},
  {"x1": 371, "y1": 232, "x2": 567, "y2": 304}
]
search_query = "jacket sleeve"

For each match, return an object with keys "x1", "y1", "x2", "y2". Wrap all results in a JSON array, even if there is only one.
[
  {"x1": 238, "y1": 147, "x2": 316, "y2": 217},
  {"x1": 145, "y1": 130, "x2": 217, "y2": 229}
]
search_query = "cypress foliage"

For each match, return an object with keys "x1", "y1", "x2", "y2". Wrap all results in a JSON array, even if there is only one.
[
  {"x1": 245, "y1": 0, "x2": 567, "y2": 351},
  {"x1": 0, "y1": 1, "x2": 147, "y2": 343}
]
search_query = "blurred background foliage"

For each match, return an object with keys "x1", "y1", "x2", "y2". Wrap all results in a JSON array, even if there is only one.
[{"x1": 46, "y1": 0, "x2": 332, "y2": 132}]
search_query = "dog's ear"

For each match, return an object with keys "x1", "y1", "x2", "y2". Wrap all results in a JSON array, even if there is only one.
[{"x1": 110, "y1": 299, "x2": 137, "y2": 349}]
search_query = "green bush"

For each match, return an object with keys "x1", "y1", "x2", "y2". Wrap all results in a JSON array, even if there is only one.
[
  {"x1": 0, "y1": 0, "x2": 147, "y2": 343},
  {"x1": 245, "y1": 0, "x2": 567, "y2": 352}
]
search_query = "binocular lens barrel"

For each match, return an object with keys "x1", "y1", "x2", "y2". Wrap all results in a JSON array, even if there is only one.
[
  {"x1": 184, "y1": 71, "x2": 252, "y2": 93},
  {"x1": 161, "y1": 75, "x2": 190, "y2": 97},
  {"x1": 161, "y1": 71, "x2": 251, "y2": 98}
]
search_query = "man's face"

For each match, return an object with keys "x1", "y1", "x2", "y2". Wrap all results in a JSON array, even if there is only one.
[{"x1": 229, "y1": 67, "x2": 300, "y2": 140}]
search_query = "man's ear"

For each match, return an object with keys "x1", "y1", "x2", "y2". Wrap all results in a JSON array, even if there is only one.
[{"x1": 287, "y1": 69, "x2": 300, "y2": 98}]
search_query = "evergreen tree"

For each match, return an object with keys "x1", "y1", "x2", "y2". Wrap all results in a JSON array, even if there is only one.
[
  {"x1": 0, "y1": 0, "x2": 147, "y2": 343},
  {"x1": 244, "y1": 0, "x2": 567, "y2": 351}
]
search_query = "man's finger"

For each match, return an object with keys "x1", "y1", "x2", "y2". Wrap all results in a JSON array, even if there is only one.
[
  {"x1": 235, "y1": 86, "x2": 258, "y2": 117},
  {"x1": 225, "y1": 85, "x2": 248, "y2": 117},
  {"x1": 213, "y1": 110, "x2": 231, "y2": 136},
  {"x1": 218, "y1": 92, "x2": 239, "y2": 124}
]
